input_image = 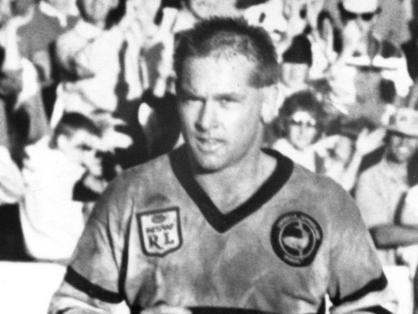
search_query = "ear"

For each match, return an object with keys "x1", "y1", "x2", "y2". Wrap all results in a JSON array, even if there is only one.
[{"x1": 261, "y1": 85, "x2": 279, "y2": 124}]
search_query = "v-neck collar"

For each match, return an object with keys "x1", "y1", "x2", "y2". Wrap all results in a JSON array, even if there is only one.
[{"x1": 169, "y1": 146, "x2": 294, "y2": 233}]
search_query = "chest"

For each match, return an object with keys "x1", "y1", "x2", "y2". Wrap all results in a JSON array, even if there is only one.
[{"x1": 124, "y1": 197, "x2": 332, "y2": 311}]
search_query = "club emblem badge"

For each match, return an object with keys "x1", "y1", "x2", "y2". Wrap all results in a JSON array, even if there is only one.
[{"x1": 271, "y1": 212, "x2": 322, "y2": 267}]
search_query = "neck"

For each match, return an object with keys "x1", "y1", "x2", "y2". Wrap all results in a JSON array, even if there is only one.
[
  {"x1": 92, "y1": 21, "x2": 106, "y2": 29},
  {"x1": 191, "y1": 147, "x2": 276, "y2": 214},
  {"x1": 385, "y1": 157, "x2": 408, "y2": 180},
  {"x1": 43, "y1": 1, "x2": 66, "y2": 14}
]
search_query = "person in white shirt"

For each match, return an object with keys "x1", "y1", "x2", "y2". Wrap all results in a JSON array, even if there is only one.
[
  {"x1": 20, "y1": 112, "x2": 103, "y2": 263},
  {"x1": 53, "y1": 0, "x2": 145, "y2": 119}
]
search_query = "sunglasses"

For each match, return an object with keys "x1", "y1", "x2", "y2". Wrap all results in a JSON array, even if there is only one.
[
  {"x1": 75, "y1": 143, "x2": 95, "y2": 152},
  {"x1": 288, "y1": 118, "x2": 317, "y2": 128},
  {"x1": 342, "y1": 9, "x2": 376, "y2": 21}
]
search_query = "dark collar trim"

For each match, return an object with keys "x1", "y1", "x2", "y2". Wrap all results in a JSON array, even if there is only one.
[{"x1": 169, "y1": 146, "x2": 294, "y2": 233}]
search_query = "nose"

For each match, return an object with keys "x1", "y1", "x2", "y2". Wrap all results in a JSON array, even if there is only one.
[
  {"x1": 297, "y1": 125, "x2": 307, "y2": 136},
  {"x1": 399, "y1": 136, "x2": 416, "y2": 148},
  {"x1": 354, "y1": 17, "x2": 366, "y2": 31},
  {"x1": 196, "y1": 100, "x2": 218, "y2": 131}
]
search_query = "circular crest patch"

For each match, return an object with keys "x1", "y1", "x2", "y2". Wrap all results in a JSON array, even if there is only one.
[{"x1": 271, "y1": 212, "x2": 322, "y2": 267}]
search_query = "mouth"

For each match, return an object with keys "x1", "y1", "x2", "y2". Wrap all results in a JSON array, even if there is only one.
[
  {"x1": 396, "y1": 146, "x2": 411, "y2": 156},
  {"x1": 195, "y1": 136, "x2": 223, "y2": 153}
]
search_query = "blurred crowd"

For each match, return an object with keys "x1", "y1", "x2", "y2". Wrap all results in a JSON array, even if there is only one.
[{"x1": 0, "y1": 0, "x2": 418, "y2": 312}]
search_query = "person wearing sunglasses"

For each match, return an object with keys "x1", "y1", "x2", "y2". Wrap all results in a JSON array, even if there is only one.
[
  {"x1": 272, "y1": 90, "x2": 326, "y2": 173},
  {"x1": 327, "y1": 0, "x2": 412, "y2": 126}
]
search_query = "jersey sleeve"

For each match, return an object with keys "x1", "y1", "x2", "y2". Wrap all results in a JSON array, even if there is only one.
[
  {"x1": 48, "y1": 177, "x2": 132, "y2": 314},
  {"x1": 327, "y1": 184, "x2": 397, "y2": 314}
]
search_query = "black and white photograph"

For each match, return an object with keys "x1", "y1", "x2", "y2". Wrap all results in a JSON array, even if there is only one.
[{"x1": 0, "y1": 0, "x2": 417, "y2": 313}]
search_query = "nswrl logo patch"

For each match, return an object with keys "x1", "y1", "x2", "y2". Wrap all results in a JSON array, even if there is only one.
[{"x1": 137, "y1": 207, "x2": 182, "y2": 257}]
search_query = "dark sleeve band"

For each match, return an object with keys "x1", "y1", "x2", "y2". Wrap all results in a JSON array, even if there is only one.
[
  {"x1": 64, "y1": 267, "x2": 123, "y2": 304},
  {"x1": 362, "y1": 306, "x2": 393, "y2": 314},
  {"x1": 161, "y1": 0, "x2": 182, "y2": 9},
  {"x1": 331, "y1": 272, "x2": 388, "y2": 306}
]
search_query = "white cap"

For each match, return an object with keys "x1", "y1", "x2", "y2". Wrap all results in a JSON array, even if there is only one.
[
  {"x1": 386, "y1": 107, "x2": 418, "y2": 137},
  {"x1": 341, "y1": 0, "x2": 379, "y2": 13}
]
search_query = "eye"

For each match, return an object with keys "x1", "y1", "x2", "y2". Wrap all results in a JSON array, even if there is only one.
[{"x1": 219, "y1": 97, "x2": 239, "y2": 108}]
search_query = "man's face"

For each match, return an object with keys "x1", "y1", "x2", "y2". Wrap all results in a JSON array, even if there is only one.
[
  {"x1": 286, "y1": 110, "x2": 318, "y2": 150},
  {"x1": 177, "y1": 55, "x2": 265, "y2": 173},
  {"x1": 333, "y1": 135, "x2": 354, "y2": 165},
  {"x1": 281, "y1": 62, "x2": 309, "y2": 88},
  {"x1": 341, "y1": 7, "x2": 377, "y2": 38},
  {"x1": 58, "y1": 130, "x2": 103, "y2": 175},
  {"x1": 387, "y1": 132, "x2": 418, "y2": 164},
  {"x1": 77, "y1": 0, "x2": 116, "y2": 25}
]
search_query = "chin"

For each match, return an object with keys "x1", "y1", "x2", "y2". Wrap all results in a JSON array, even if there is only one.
[
  {"x1": 190, "y1": 151, "x2": 230, "y2": 173},
  {"x1": 193, "y1": 158, "x2": 226, "y2": 174}
]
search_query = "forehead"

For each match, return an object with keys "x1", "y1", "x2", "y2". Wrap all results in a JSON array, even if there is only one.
[
  {"x1": 179, "y1": 55, "x2": 258, "y2": 90},
  {"x1": 290, "y1": 111, "x2": 315, "y2": 120},
  {"x1": 389, "y1": 132, "x2": 418, "y2": 141},
  {"x1": 67, "y1": 129, "x2": 97, "y2": 142},
  {"x1": 79, "y1": 0, "x2": 114, "y2": 6}
]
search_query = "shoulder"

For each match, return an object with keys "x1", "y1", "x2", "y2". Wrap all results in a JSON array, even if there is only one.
[
  {"x1": 357, "y1": 161, "x2": 385, "y2": 185},
  {"x1": 379, "y1": 38, "x2": 403, "y2": 58},
  {"x1": 285, "y1": 165, "x2": 361, "y2": 223},
  {"x1": 287, "y1": 164, "x2": 345, "y2": 197},
  {"x1": 272, "y1": 138, "x2": 290, "y2": 150},
  {"x1": 56, "y1": 22, "x2": 83, "y2": 45},
  {"x1": 107, "y1": 152, "x2": 173, "y2": 198},
  {"x1": 99, "y1": 149, "x2": 184, "y2": 207}
]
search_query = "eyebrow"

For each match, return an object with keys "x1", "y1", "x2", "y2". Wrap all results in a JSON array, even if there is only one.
[
  {"x1": 177, "y1": 87, "x2": 201, "y2": 99},
  {"x1": 213, "y1": 92, "x2": 245, "y2": 101},
  {"x1": 178, "y1": 87, "x2": 245, "y2": 102}
]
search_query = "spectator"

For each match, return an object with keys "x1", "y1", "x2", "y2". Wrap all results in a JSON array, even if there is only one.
[
  {"x1": 280, "y1": 35, "x2": 312, "y2": 97},
  {"x1": 322, "y1": 0, "x2": 409, "y2": 45},
  {"x1": 308, "y1": 10, "x2": 338, "y2": 80},
  {"x1": 0, "y1": 7, "x2": 52, "y2": 165},
  {"x1": 355, "y1": 107, "x2": 418, "y2": 313},
  {"x1": 328, "y1": 0, "x2": 412, "y2": 124},
  {"x1": 0, "y1": 12, "x2": 26, "y2": 153},
  {"x1": 399, "y1": 151, "x2": 418, "y2": 227},
  {"x1": 0, "y1": 143, "x2": 26, "y2": 260},
  {"x1": 263, "y1": 34, "x2": 316, "y2": 144},
  {"x1": 396, "y1": 150, "x2": 418, "y2": 314},
  {"x1": 52, "y1": 0, "x2": 149, "y2": 167},
  {"x1": 402, "y1": 18, "x2": 418, "y2": 81},
  {"x1": 53, "y1": 0, "x2": 145, "y2": 118},
  {"x1": 244, "y1": 0, "x2": 324, "y2": 58},
  {"x1": 320, "y1": 125, "x2": 385, "y2": 191},
  {"x1": 19, "y1": 112, "x2": 103, "y2": 263},
  {"x1": 16, "y1": 0, "x2": 79, "y2": 118},
  {"x1": 272, "y1": 90, "x2": 326, "y2": 172},
  {"x1": 0, "y1": 145, "x2": 24, "y2": 205},
  {"x1": 355, "y1": 107, "x2": 418, "y2": 266}
]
